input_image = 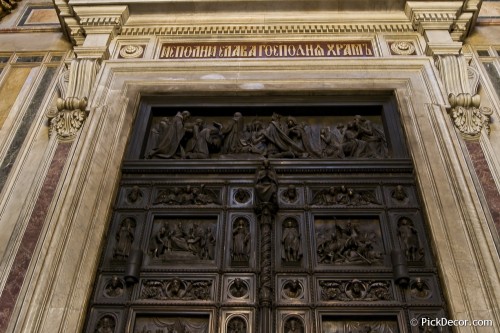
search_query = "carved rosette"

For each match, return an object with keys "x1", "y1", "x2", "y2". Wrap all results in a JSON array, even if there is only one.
[
  {"x1": 119, "y1": 45, "x2": 144, "y2": 59},
  {"x1": 390, "y1": 41, "x2": 416, "y2": 55},
  {"x1": 448, "y1": 93, "x2": 493, "y2": 140}
]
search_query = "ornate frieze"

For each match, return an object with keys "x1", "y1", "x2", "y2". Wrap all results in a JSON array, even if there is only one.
[
  {"x1": 145, "y1": 113, "x2": 389, "y2": 160},
  {"x1": 140, "y1": 278, "x2": 213, "y2": 301},
  {"x1": 311, "y1": 186, "x2": 380, "y2": 206},
  {"x1": 319, "y1": 279, "x2": 393, "y2": 302},
  {"x1": 436, "y1": 55, "x2": 493, "y2": 140}
]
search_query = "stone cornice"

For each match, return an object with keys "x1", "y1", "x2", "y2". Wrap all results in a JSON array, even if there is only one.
[
  {"x1": 404, "y1": 1, "x2": 481, "y2": 42},
  {"x1": 53, "y1": 4, "x2": 129, "y2": 46}
]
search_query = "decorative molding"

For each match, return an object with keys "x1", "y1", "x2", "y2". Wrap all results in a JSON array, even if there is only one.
[
  {"x1": 436, "y1": 55, "x2": 492, "y2": 140},
  {"x1": 121, "y1": 23, "x2": 413, "y2": 37},
  {"x1": 405, "y1": 2, "x2": 463, "y2": 33}
]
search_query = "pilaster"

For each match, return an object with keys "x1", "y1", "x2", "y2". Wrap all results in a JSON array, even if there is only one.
[{"x1": 46, "y1": 5, "x2": 129, "y2": 141}]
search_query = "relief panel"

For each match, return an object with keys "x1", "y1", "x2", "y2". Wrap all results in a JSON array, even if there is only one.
[
  {"x1": 313, "y1": 216, "x2": 388, "y2": 267},
  {"x1": 145, "y1": 215, "x2": 219, "y2": 267}
]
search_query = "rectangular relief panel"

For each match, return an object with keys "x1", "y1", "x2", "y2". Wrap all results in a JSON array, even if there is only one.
[
  {"x1": 132, "y1": 312, "x2": 212, "y2": 333},
  {"x1": 313, "y1": 215, "x2": 387, "y2": 267},
  {"x1": 144, "y1": 215, "x2": 219, "y2": 267}
]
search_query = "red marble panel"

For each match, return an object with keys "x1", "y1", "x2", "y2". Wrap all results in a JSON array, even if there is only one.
[
  {"x1": 466, "y1": 141, "x2": 500, "y2": 236},
  {"x1": 0, "y1": 142, "x2": 71, "y2": 333}
]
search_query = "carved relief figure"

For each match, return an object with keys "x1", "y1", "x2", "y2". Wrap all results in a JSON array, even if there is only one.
[
  {"x1": 150, "y1": 225, "x2": 169, "y2": 258},
  {"x1": 397, "y1": 217, "x2": 424, "y2": 262},
  {"x1": 234, "y1": 188, "x2": 250, "y2": 204},
  {"x1": 316, "y1": 220, "x2": 383, "y2": 265},
  {"x1": 231, "y1": 218, "x2": 251, "y2": 263},
  {"x1": 145, "y1": 113, "x2": 388, "y2": 159},
  {"x1": 255, "y1": 159, "x2": 278, "y2": 204},
  {"x1": 410, "y1": 278, "x2": 432, "y2": 299},
  {"x1": 227, "y1": 317, "x2": 246, "y2": 333},
  {"x1": 113, "y1": 218, "x2": 135, "y2": 260},
  {"x1": 284, "y1": 317, "x2": 304, "y2": 333},
  {"x1": 391, "y1": 185, "x2": 408, "y2": 202},
  {"x1": 229, "y1": 278, "x2": 249, "y2": 298},
  {"x1": 147, "y1": 110, "x2": 191, "y2": 159},
  {"x1": 281, "y1": 184, "x2": 298, "y2": 203},
  {"x1": 127, "y1": 186, "x2": 143, "y2": 204},
  {"x1": 281, "y1": 218, "x2": 302, "y2": 263},
  {"x1": 104, "y1": 276, "x2": 124, "y2": 298},
  {"x1": 95, "y1": 316, "x2": 115, "y2": 333},
  {"x1": 282, "y1": 279, "x2": 303, "y2": 299},
  {"x1": 149, "y1": 221, "x2": 215, "y2": 260}
]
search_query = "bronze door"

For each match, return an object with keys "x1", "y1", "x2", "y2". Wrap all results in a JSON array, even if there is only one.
[{"x1": 84, "y1": 96, "x2": 447, "y2": 333}]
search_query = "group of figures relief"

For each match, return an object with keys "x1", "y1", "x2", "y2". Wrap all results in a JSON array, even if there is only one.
[
  {"x1": 149, "y1": 221, "x2": 216, "y2": 261},
  {"x1": 316, "y1": 220, "x2": 383, "y2": 265},
  {"x1": 145, "y1": 111, "x2": 388, "y2": 159}
]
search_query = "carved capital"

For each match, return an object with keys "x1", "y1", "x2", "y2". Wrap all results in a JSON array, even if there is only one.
[
  {"x1": 46, "y1": 58, "x2": 99, "y2": 141},
  {"x1": 436, "y1": 55, "x2": 492, "y2": 140},
  {"x1": 48, "y1": 108, "x2": 88, "y2": 141},
  {"x1": 448, "y1": 95, "x2": 493, "y2": 140}
]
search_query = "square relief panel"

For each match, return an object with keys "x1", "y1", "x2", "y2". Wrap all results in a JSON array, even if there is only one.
[
  {"x1": 220, "y1": 310, "x2": 254, "y2": 333},
  {"x1": 276, "y1": 275, "x2": 309, "y2": 304},
  {"x1": 223, "y1": 274, "x2": 255, "y2": 304},
  {"x1": 277, "y1": 310, "x2": 312, "y2": 333},
  {"x1": 229, "y1": 186, "x2": 254, "y2": 207},
  {"x1": 94, "y1": 275, "x2": 130, "y2": 303},
  {"x1": 85, "y1": 308, "x2": 125, "y2": 333},
  {"x1": 116, "y1": 184, "x2": 151, "y2": 209},
  {"x1": 278, "y1": 184, "x2": 304, "y2": 207},
  {"x1": 383, "y1": 184, "x2": 419, "y2": 209}
]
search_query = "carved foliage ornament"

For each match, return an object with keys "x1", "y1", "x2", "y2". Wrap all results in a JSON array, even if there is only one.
[{"x1": 448, "y1": 93, "x2": 493, "y2": 139}]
